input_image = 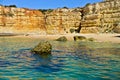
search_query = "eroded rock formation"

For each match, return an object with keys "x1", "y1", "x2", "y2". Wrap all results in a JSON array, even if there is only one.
[
  {"x1": 0, "y1": 6, "x2": 45, "y2": 34},
  {"x1": 81, "y1": 0, "x2": 120, "y2": 33},
  {"x1": 0, "y1": 0, "x2": 120, "y2": 34},
  {"x1": 45, "y1": 8, "x2": 82, "y2": 34}
]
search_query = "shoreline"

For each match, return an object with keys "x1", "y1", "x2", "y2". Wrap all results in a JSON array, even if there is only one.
[{"x1": 0, "y1": 33, "x2": 120, "y2": 43}]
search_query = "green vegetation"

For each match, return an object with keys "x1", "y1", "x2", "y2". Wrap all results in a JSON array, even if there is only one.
[
  {"x1": 85, "y1": 3, "x2": 91, "y2": 7},
  {"x1": 5, "y1": 5, "x2": 17, "y2": 7},
  {"x1": 38, "y1": 9, "x2": 53, "y2": 14},
  {"x1": 63, "y1": 6, "x2": 68, "y2": 9}
]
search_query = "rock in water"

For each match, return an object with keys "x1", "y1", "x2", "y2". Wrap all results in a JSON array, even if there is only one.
[
  {"x1": 74, "y1": 36, "x2": 87, "y2": 41},
  {"x1": 87, "y1": 38, "x2": 96, "y2": 42},
  {"x1": 31, "y1": 41, "x2": 52, "y2": 55},
  {"x1": 56, "y1": 36, "x2": 67, "y2": 41}
]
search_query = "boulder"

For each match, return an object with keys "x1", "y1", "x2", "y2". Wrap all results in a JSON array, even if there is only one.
[
  {"x1": 87, "y1": 38, "x2": 96, "y2": 42},
  {"x1": 56, "y1": 36, "x2": 67, "y2": 41},
  {"x1": 31, "y1": 41, "x2": 52, "y2": 55},
  {"x1": 74, "y1": 36, "x2": 87, "y2": 41}
]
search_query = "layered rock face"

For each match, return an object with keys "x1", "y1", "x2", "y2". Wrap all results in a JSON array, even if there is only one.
[
  {"x1": 0, "y1": 0, "x2": 120, "y2": 34},
  {"x1": 0, "y1": 6, "x2": 45, "y2": 34},
  {"x1": 45, "y1": 8, "x2": 82, "y2": 34},
  {"x1": 0, "y1": 6, "x2": 82, "y2": 34},
  {"x1": 80, "y1": 0, "x2": 120, "y2": 33}
]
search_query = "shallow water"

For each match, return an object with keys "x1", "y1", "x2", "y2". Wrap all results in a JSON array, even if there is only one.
[{"x1": 0, "y1": 37, "x2": 120, "y2": 80}]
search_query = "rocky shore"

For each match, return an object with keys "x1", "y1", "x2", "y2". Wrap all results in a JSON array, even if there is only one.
[{"x1": 1, "y1": 33, "x2": 119, "y2": 43}]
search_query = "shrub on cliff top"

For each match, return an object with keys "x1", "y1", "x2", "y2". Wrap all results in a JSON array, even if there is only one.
[
  {"x1": 85, "y1": 3, "x2": 91, "y2": 7},
  {"x1": 5, "y1": 5, "x2": 17, "y2": 8},
  {"x1": 63, "y1": 6, "x2": 68, "y2": 9},
  {"x1": 38, "y1": 9, "x2": 53, "y2": 14}
]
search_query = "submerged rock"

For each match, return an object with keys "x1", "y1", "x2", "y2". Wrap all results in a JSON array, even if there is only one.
[
  {"x1": 56, "y1": 36, "x2": 67, "y2": 41},
  {"x1": 87, "y1": 38, "x2": 96, "y2": 42},
  {"x1": 31, "y1": 41, "x2": 52, "y2": 55},
  {"x1": 74, "y1": 36, "x2": 96, "y2": 42},
  {"x1": 74, "y1": 36, "x2": 87, "y2": 41}
]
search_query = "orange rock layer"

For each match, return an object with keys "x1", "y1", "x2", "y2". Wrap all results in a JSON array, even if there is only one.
[{"x1": 0, "y1": 0, "x2": 120, "y2": 34}]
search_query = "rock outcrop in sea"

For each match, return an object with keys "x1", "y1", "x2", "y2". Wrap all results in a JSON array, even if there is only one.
[
  {"x1": 31, "y1": 41, "x2": 52, "y2": 55},
  {"x1": 0, "y1": 0, "x2": 119, "y2": 34},
  {"x1": 55, "y1": 36, "x2": 68, "y2": 41}
]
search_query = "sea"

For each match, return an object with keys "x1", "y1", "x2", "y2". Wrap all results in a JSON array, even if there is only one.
[{"x1": 0, "y1": 37, "x2": 120, "y2": 80}]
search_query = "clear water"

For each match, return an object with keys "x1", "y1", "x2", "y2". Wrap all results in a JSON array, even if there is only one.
[{"x1": 0, "y1": 37, "x2": 120, "y2": 80}]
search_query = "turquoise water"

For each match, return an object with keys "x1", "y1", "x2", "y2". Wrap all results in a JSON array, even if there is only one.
[{"x1": 0, "y1": 37, "x2": 120, "y2": 80}]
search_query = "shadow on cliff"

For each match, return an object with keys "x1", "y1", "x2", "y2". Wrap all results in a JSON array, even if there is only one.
[
  {"x1": 75, "y1": 23, "x2": 82, "y2": 33},
  {"x1": 114, "y1": 36, "x2": 120, "y2": 38}
]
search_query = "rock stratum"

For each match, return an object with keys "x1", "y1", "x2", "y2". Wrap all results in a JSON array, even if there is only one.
[
  {"x1": 81, "y1": 0, "x2": 120, "y2": 33},
  {"x1": 0, "y1": 0, "x2": 120, "y2": 34}
]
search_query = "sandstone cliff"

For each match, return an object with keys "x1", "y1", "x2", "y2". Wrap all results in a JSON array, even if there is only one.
[
  {"x1": 0, "y1": 0, "x2": 120, "y2": 34},
  {"x1": 45, "y1": 8, "x2": 82, "y2": 34},
  {"x1": 0, "y1": 6, "x2": 45, "y2": 34},
  {"x1": 0, "y1": 6, "x2": 82, "y2": 34},
  {"x1": 80, "y1": 0, "x2": 120, "y2": 33}
]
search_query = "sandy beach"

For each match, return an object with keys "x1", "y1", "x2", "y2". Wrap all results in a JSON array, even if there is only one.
[{"x1": 4, "y1": 33, "x2": 119, "y2": 43}]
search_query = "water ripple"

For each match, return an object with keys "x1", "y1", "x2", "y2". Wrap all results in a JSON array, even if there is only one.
[{"x1": 0, "y1": 38, "x2": 120, "y2": 79}]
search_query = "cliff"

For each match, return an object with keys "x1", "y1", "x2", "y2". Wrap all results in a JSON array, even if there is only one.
[
  {"x1": 81, "y1": 0, "x2": 120, "y2": 33},
  {"x1": 0, "y1": 0, "x2": 120, "y2": 34},
  {"x1": 45, "y1": 8, "x2": 82, "y2": 34},
  {"x1": 0, "y1": 6, "x2": 82, "y2": 34},
  {"x1": 0, "y1": 6, "x2": 45, "y2": 34}
]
